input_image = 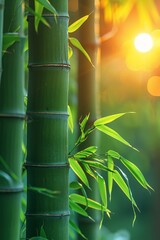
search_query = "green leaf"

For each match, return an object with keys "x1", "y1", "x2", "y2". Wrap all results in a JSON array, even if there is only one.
[
  {"x1": 69, "y1": 37, "x2": 94, "y2": 67},
  {"x1": 68, "y1": 15, "x2": 89, "y2": 33},
  {"x1": 113, "y1": 170, "x2": 138, "y2": 208},
  {"x1": 68, "y1": 45, "x2": 73, "y2": 59},
  {"x1": 96, "y1": 172, "x2": 107, "y2": 208},
  {"x1": 94, "y1": 112, "x2": 135, "y2": 126},
  {"x1": 69, "y1": 158, "x2": 90, "y2": 188},
  {"x1": 107, "y1": 156, "x2": 114, "y2": 201},
  {"x1": 34, "y1": 1, "x2": 44, "y2": 32},
  {"x1": 108, "y1": 150, "x2": 121, "y2": 159},
  {"x1": 70, "y1": 181, "x2": 82, "y2": 190},
  {"x1": 69, "y1": 194, "x2": 111, "y2": 216},
  {"x1": 69, "y1": 181, "x2": 88, "y2": 202},
  {"x1": 80, "y1": 114, "x2": 90, "y2": 132},
  {"x1": 120, "y1": 156, "x2": 153, "y2": 190},
  {"x1": 3, "y1": 33, "x2": 20, "y2": 53},
  {"x1": 69, "y1": 220, "x2": 87, "y2": 240},
  {"x1": 108, "y1": 150, "x2": 153, "y2": 191},
  {"x1": 82, "y1": 163, "x2": 96, "y2": 179},
  {"x1": 79, "y1": 160, "x2": 113, "y2": 172},
  {"x1": 69, "y1": 199, "x2": 91, "y2": 219},
  {"x1": 75, "y1": 114, "x2": 90, "y2": 145},
  {"x1": 35, "y1": 0, "x2": 57, "y2": 15},
  {"x1": 115, "y1": 167, "x2": 139, "y2": 225},
  {"x1": 68, "y1": 105, "x2": 74, "y2": 133},
  {"x1": 96, "y1": 125, "x2": 137, "y2": 150},
  {"x1": 27, "y1": 5, "x2": 50, "y2": 31},
  {"x1": 74, "y1": 146, "x2": 97, "y2": 159}
]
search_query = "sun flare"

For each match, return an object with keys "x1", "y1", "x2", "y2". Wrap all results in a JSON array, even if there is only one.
[{"x1": 134, "y1": 33, "x2": 153, "y2": 53}]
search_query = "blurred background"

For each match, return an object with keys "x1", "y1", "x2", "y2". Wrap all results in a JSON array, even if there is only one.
[{"x1": 68, "y1": 0, "x2": 160, "y2": 239}]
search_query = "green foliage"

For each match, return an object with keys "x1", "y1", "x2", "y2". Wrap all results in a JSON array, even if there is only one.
[
  {"x1": 69, "y1": 37, "x2": 94, "y2": 66},
  {"x1": 68, "y1": 15, "x2": 89, "y2": 33},
  {"x1": 69, "y1": 219, "x2": 87, "y2": 240},
  {"x1": 35, "y1": 0, "x2": 57, "y2": 15},
  {"x1": 68, "y1": 15, "x2": 94, "y2": 66},
  {"x1": 3, "y1": 33, "x2": 20, "y2": 53},
  {"x1": 68, "y1": 105, "x2": 74, "y2": 133},
  {"x1": 69, "y1": 112, "x2": 153, "y2": 227},
  {"x1": 26, "y1": 0, "x2": 57, "y2": 32}
]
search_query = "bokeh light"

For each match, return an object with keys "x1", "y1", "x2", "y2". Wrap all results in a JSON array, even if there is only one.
[
  {"x1": 147, "y1": 76, "x2": 160, "y2": 96},
  {"x1": 134, "y1": 33, "x2": 153, "y2": 53}
]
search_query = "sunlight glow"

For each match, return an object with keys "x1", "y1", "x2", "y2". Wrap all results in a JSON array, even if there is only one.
[
  {"x1": 147, "y1": 76, "x2": 160, "y2": 96},
  {"x1": 134, "y1": 33, "x2": 153, "y2": 53}
]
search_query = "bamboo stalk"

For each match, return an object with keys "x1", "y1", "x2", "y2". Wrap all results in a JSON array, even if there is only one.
[
  {"x1": 77, "y1": 0, "x2": 101, "y2": 239},
  {"x1": 0, "y1": 0, "x2": 4, "y2": 82},
  {"x1": 0, "y1": 1, "x2": 25, "y2": 239},
  {"x1": 26, "y1": 1, "x2": 69, "y2": 239}
]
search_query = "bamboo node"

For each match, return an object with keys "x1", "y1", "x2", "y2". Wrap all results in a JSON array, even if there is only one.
[
  {"x1": 24, "y1": 162, "x2": 69, "y2": 168},
  {"x1": 26, "y1": 211, "x2": 70, "y2": 218},
  {"x1": 28, "y1": 63, "x2": 70, "y2": 69}
]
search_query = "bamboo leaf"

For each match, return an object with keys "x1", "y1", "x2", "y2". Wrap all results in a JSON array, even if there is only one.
[
  {"x1": 108, "y1": 149, "x2": 121, "y2": 159},
  {"x1": 68, "y1": 45, "x2": 73, "y2": 59},
  {"x1": 70, "y1": 181, "x2": 88, "y2": 202},
  {"x1": 69, "y1": 158, "x2": 90, "y2": 188},
  {"x1": 113, "y1": 170, "x2": 138, "y2": 208},
  {"x1": 80, "y1": 159, "x2": 113, "y2": 172},
  {"x1": 69, "y1": 37, "x2": 94, "y2": 67},
  {"x1": 68, "y1": 105, "x2": 74, "y2": 133},
  {"x1": 3, "y1": 33, "x2": 20, "y2": 53},
  {"x1": 80, "y1": 114, "x2": 90, "y2": 132},
  {"x1": 69, "y1": 220, "x2": 87, "y2": 240},
  {"x1": 69, "y1": 199, "x2": 92, "y2": 219},
  {"x1": 108, "y1": 150, "x2": 153, "y2": 191},
  {"x1": 115, "y1": 167, "x2": 139, "y2": 225},
  {"x1": 27, "y1": 5, "x2": 50, "y2": 31},
  {"x1": 35, "y1": 0, "x2": 57, "y2": 15},
  {"x1": 70, "y1": 181, "x2": 82, "y2": 190},
  {"x1": 34, "y1": 1, "x2": 44, "y2": 32},
  {"x1": 107, "y1": 156, "x2": 114, "y2": 201},
  {"x1": 120, "y1": 156, "x2": 153, "y2": 190},
  {"x1": 82, "y1": 163, "x2": 96, "y2": 179},
  {"x1": 96, "y1": 172, "x2": 107, "y2": 208},
  {"x1": 75, "y1": 114, "x2": 90, "y2": 145},
  {"x1": 74, "y1": 146, "x2": 97, "y2": 159},
  {"x1": 94, "y1": 112, "x2": 135, "y2": 126},
  {"x1": 96, "y1": 125, "x2": 138, "y2": 150},
  {"x1": 69, "y1": 194, "x2": 111, "y2": 216},
  {"x1": 68, "y1": 15, "x2": 89, "y2": 33}
]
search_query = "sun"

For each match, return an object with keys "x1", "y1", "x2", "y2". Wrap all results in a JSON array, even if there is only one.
[{"x1": 134, "y1": 33, "x2": 153, "y2": 53}]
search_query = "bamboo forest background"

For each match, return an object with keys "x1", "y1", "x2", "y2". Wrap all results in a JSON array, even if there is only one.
[{"x1": 0, "y1": 0, "x2": 160, "y2": 239}]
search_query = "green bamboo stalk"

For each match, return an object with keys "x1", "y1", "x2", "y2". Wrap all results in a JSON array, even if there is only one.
[
  {"x1": 0, "y1": 0, "x2": 4, "y2": 82},
  {"x1": 0, "y1": 0, "x2": 25, "y2": 239},
  {"x1": 77, "y1": 1, "x2": 101, "y2": 239},
  {"x1": 26, "y1": 1, "x2": 69, "y2": 239}
]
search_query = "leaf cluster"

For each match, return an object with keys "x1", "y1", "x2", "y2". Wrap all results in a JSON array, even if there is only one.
[{"x1": 68, "y1": 112, "x2": 153, "y2": 233}]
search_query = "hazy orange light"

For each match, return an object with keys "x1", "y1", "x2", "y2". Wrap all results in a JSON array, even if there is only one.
[
  {"x1": 147, "y1": 76, "x2": 160, "y2": 96},
  {"x1": 134, "y1": 33, "x2": 153, "y2": 53}
]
